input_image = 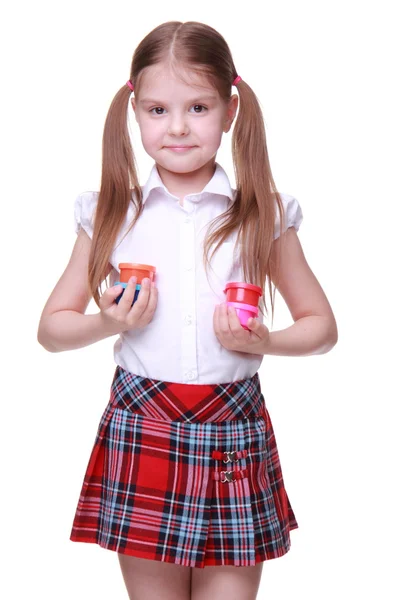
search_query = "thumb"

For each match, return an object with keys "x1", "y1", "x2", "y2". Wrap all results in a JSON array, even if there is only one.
[
  {"x1": 247, "y1": 317, "x2": 258, "y2": 328},
  {"x1": 111, "y1": 284, "x2": 123, "y2": 299},
  {"x1": 247, "y1": 317, "x2": 268, "y2": 335},
  {"x1": 101, "y1": 284, "x2": 123, "y2": 308}
]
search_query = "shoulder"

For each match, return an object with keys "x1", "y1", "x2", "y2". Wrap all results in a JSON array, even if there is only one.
[
  {"x1": 73, "y1": 190, "x2": 99, "y2": 236},
  {"x1": 73, "y1": 189, "x2": 140, "y2": 238},
  {"x1": 275, "y1": 191, "x2": 303, "y2": 213},
  {"x1": 74, "y1": 190, "x2": 99, "y2": 208},
  {"x1": 274, "y1": 192, "x2": 304, "y2": 239},
  {"x1": 74, "y1": 190, "x2": 99, "y2": 206}
]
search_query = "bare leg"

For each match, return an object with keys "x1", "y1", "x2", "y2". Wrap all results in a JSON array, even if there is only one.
[
  {"x1": 117, "y1": 553, "x2": 192, "y2": 600},
  {"x1": 191, "y1": 563, "x2": 264, "y2": 600}
]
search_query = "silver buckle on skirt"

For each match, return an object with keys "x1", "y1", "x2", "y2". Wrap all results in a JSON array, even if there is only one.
[
  {"x1": 223, "y1": 451, "x2": 239, "y2": 463},
  {"x1": 220, "y1": 471, "x2": 234, "y2": 483}
]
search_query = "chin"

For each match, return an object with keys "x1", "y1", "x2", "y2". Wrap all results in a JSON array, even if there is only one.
[{"x1": 157, "y1": 158, "x2": 206, "y2": 173}]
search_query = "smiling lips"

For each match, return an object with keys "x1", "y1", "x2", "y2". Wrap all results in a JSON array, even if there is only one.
[{"x1": 164, "y1": 145, "x2": 196, "y2": 152}]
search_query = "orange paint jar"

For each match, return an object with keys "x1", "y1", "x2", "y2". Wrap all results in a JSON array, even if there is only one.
[{"x1": 119, "y1": 263, "x2": 156, "y2": 284}]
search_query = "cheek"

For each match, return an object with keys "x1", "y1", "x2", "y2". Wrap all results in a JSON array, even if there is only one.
[
  {"x1": 198, "y1": 118, "x2": 224, "y2": 144},
  {"x1": 204, "y1": 125, "x2": 223, "y2": 148},
  {"x1": 140, "y1": 123, "x2": 162, "y2": 147}
]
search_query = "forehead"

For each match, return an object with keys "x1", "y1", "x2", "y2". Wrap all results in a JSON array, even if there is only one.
[{"x1": 138, "y1": 64, "x2": 215, "y2": 98}]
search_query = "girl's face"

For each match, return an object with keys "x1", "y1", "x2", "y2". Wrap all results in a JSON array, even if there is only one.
[{"x1": 131, "y1": 64, "x2": 238, "y2": 177}]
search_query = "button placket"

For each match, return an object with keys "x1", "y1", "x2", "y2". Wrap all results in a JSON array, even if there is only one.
[
  {"x1": 180, "y1": 211, "x2": 197, "y2": 383},
  {"x1": 184, "y1": 314, "x2": 193, "y2": 326}
]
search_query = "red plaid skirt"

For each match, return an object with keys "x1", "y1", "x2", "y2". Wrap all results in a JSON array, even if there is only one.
[{"x1": 70, "y1": 366, "x2": 298, "y2": 568}]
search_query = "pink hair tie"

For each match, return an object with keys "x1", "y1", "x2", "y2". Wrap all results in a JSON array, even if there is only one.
[
  {"x1": 126, "y1": 80, "x2": 134, "y2": 91},
  {"x1": 232, "y1": 75, "x2": 242, "y2": 86}
]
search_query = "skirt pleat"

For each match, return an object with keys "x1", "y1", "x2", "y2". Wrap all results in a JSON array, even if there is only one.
[{"x1": 70, "y1": 366, "x2": 298, "y2": 568}]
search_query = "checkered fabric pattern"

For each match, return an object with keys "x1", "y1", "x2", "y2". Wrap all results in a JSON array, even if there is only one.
[{"x1": 70, "y1": 366, "x2": 298, "y2": 567}]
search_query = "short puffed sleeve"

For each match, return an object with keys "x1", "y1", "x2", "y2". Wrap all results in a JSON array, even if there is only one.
[
  {"x1": 73, "y1": 191, "x2": 99, "y2": 238},
  {"x1": 273, "y1": 193, "x2": 303, "y2": 240}
]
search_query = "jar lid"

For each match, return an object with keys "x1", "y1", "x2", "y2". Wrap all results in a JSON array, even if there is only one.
[
  {"x1": 118, "y1": 263, "x2": 156, "y2": 272},
  {"x1": 224, "y1": 282, "x2": 262, "y2": 295},
  {"x1": 114, "y1": 281, "x2": 141, "y2": 289}
]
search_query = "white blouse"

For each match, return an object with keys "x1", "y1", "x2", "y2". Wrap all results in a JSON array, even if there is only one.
[{"x1": 74, "y1": 162, "x2": 303, "y2": 384}]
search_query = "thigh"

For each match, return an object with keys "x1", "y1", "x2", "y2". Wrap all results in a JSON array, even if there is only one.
[
  {"x1": 191, "y1": 563, "x2": 264, "y2": 600},
  {"x1": 117, "y1": 553, "x2": 192, "y2": 600}
]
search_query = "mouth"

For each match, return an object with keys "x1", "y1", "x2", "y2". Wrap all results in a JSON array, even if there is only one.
[{"x1": 164, "y1": 145, "x2": 196, "y2": 151}]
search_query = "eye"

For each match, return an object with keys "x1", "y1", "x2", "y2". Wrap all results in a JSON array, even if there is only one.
[
  {"x1": 190, "y1": 105, "x2": 207, "y2": 113},
  {"x1": 149, "y1": 105, "x2": 208, "y2": 115},
  {"x1": 149, "y1": 107, "x2": 166, "y2": 115}
]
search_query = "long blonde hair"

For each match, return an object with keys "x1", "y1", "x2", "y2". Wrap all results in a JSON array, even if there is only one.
[{"x1": 88, "y1": 21, "x2": 285, "y2": 326}]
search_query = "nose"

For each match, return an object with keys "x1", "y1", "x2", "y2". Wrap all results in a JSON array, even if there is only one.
[{"x1": 167, "y1": 113, "x2": 190, "y2": 136}]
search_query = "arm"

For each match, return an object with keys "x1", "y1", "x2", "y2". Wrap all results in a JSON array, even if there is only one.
[
  {"x1": 263, "y1": 227, "x2": 338, "y2": 356},
  {"x1": 38, "y1": 312, "x2": 121, "y2": 353},
  {"x1": 37, "y1": 229, "x2": 120, "y2": 352}
]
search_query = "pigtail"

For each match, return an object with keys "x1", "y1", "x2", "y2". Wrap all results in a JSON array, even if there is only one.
[
  {"x1": 231, "y1": 78, "x2": 285, "y2": 328},
  {"x1": 88, "y1": 85, "x2": 143, "y2": 307}
]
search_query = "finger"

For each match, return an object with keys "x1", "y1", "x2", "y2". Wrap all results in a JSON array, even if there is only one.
[
  {"x1": 213, "y1": 303, "x2": 220, "y2": 335},
  {"x1": 140, "y1": 280, "x2": 158, "y2": 318},
  {"x1": 129, "y1": 277, "x2": 152, "y2": 314},
  {"x1": 119, "y1": 276, "x2": 137, "y2": 311},
  {"x1": 218, "y1": 303, "x2": 232, "y2": 336},
  {"x1": 226, "y1": 305, "x2": 247, "y2": 339},
  {"x1": 99, "y1": 284, "x2": 121, "y2": 311},
  {"x1": 246, "y1": 318, "x2": 265, "y2": 338},
  {"x1": 107, "y1": 284, "x2": 124, "y2": 305}
]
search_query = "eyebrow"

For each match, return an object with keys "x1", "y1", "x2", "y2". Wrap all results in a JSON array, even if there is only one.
[{"x1": 139, "y1": 95, "x2": 218, "y2": 105}]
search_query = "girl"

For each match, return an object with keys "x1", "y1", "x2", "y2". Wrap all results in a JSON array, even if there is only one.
[{"x1": 37, "y1": 20, "x2": 338, "y2": 600}]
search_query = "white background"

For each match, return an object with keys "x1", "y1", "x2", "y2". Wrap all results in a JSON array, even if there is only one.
[{"x1": 1, "y1": 0, "x2": 399, "y2": 598}]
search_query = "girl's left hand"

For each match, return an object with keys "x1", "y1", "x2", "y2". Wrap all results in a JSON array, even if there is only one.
[{"x1": 213, "y1": 303, "x2": 270, "y2": 355}]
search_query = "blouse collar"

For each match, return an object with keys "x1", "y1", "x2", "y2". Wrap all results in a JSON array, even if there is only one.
[{"x1": 141, "y1": 162, "x2": 235, "y2": 205}]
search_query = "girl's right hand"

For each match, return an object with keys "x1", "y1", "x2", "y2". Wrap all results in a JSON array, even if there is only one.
[{"x1": 99, "y1": 277, "x2": 158, "y2": 333}]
